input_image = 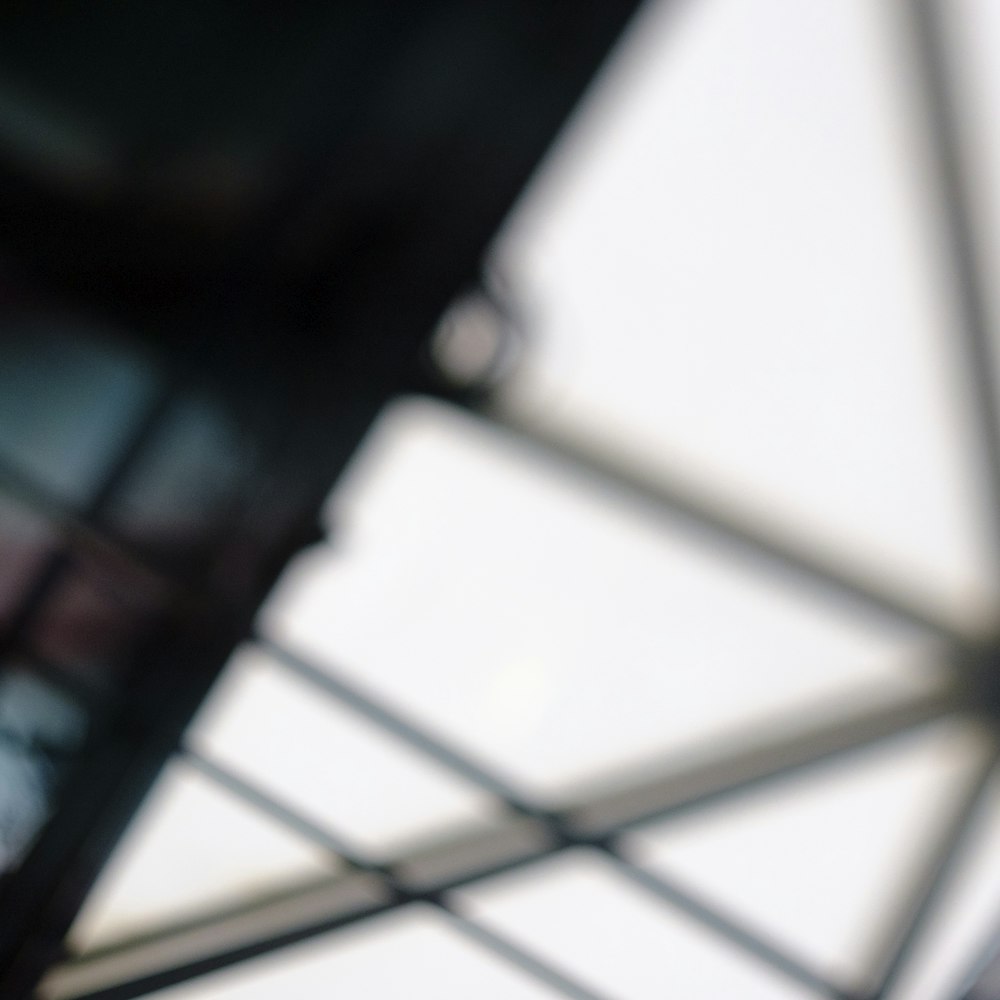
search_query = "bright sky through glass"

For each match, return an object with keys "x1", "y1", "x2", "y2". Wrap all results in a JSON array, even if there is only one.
[
  {"x1": 65, "y1": 0, "x2": 1000, "y2": 996},
  {"x1": 264, "y1": 398, "x2": 938, "y2": 798},
  {"x1": 626, "y1": 720, "x2": 985, "y2": 984},
  {"x1": 491, "y1": 0, "x2": 996, "y2": 630}
]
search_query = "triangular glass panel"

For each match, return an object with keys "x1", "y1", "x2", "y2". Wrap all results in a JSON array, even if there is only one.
[
  {"x1": 459, "y1": 848, "x2": 813, "y2": 999},
  {"x1": 490, "y1": 0, "x2": 996, "y2": 629},
  {"x1": 624, "y1": 718, "x2": 986, "y2": 985},
  {"x1": 70, "y1": 759, "x2": 337, "y2": 952}
]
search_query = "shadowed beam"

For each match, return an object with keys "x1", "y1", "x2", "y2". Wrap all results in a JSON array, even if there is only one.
[
  {"x1": 902, "y1": 0, "x2": 1000, "y2": 583},
  {"x1": 567, "y1": 683, "x2": 959, "y2": 835},
  {"x1": 860, "y1": 735, "x2": 1000, "y2": 999}
]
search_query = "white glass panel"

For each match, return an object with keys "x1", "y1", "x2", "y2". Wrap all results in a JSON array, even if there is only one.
[
  {"x1": 491, "y1": 0, "x2": 994, "y2": 629},
  {"x1": 264, "y1": 397, "x2": 939, "y2": 801},
  {"x1": 626, "y1": 719, "x2": 986, "y2": 984},
  {"x1": 70, "y1": 761, "x2": 335, "y2": 951},
  {"x1": 188, "y1": 645, "x2": 497, "y2": 856},
  {"x1": 887, "y1": 776, "x2": 1000, "y2": 999},
  {"x1": 459, "y1": 849, "x2": 811, "y2": 999},
  {"x1": 141, "y1": 905, "x2": 560, "y2": 1000}
]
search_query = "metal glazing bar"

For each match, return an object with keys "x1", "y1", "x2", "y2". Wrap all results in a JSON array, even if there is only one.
[
  {"x1": 41, "y1": 889, "x2": 399, "y2": 1000},
  {"x1": 257, "y1": 637, "x2": 544, "y2": 816},
  {"x1": 861, "y1": 738, "x2": 1000, "y2": 999},
  {"x1": 602, "y1": 849, "x2": 856, "y2": 999},
  {"x1": 567, "y1": 684, "x2": 958, "y2": 835},
  {"x1": 183, "y1": 751, "x2": 359, "y2": 862},
  {"x1": 467, "y1": 398, "x2": 965, "y2": 643},
  {"x1": 183, "y1": 752, "x2": 615, "y2": 1000},
  {"x1": 443, "y1": 913, "x2": 614, "y2": 1000},
  {"x1": 902, "y1": 0, "x2": 1000, "y2": 577}
]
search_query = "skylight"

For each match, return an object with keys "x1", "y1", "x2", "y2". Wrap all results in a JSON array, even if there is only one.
[{"x1": 49, "y1": 1, "x2": 1000, "y2": 998}]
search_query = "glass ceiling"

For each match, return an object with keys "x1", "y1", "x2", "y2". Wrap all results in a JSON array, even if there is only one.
[{"x1": 50, "y1": 0, "x2": 1000, "y2": 998}]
